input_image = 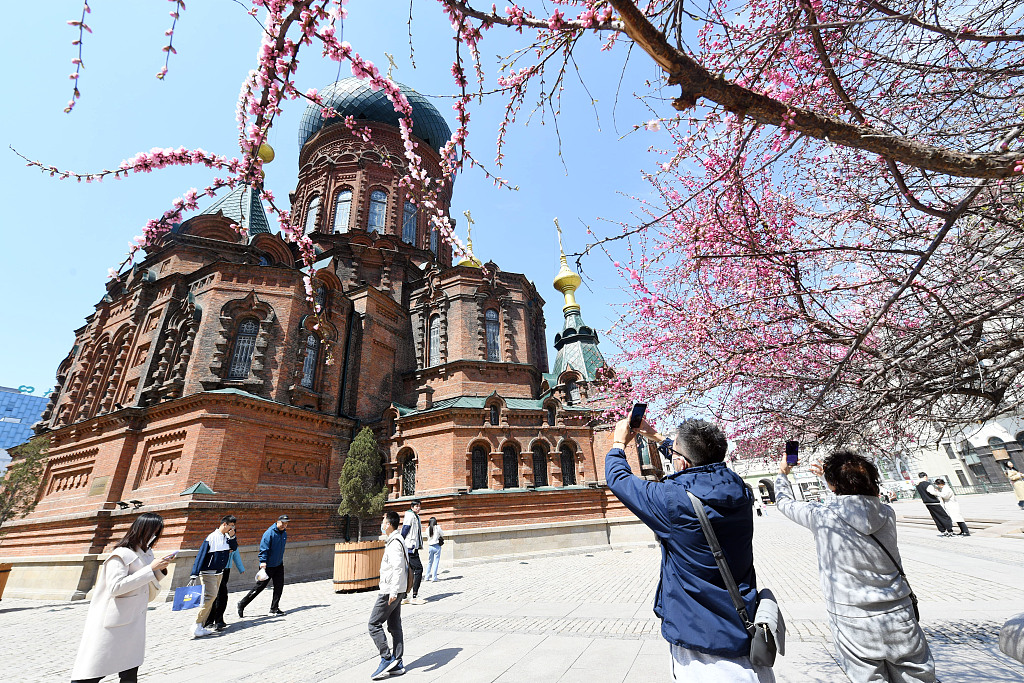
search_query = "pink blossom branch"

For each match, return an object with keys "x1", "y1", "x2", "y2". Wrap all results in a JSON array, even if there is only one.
[
  {"x1": 157, "y1": 0, "x2": 187, "y2": 80},
  {"x1": 64, "y1": 1, "x2": 91, "y2": 113}
]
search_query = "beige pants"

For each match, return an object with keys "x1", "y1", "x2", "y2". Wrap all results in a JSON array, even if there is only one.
[{"x1": 195, "y1": 572, "x2": 223, "y2": 625}]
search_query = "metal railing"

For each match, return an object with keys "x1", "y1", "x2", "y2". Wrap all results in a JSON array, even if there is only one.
[{"x1": 897, "y1": 482, "x2": 1013, "y2": 499}]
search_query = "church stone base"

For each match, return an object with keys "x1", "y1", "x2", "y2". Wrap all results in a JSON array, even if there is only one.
[{"x1": 1, "y1": 518, "x2": 650, "y2": 601}]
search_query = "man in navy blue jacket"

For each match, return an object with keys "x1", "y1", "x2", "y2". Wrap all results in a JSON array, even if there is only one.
[
  {"x1": 606, "y1": 418, "x2": 773, "y2": 682},
  {"x1": 189, "y1": 515, "x2": 238, "y2": 638},
  {"x1": 237, "y1": 515, "x2": 289, "y2": 618}
]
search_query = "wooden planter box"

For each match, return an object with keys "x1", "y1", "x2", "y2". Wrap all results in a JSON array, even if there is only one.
[
  {"x1": 333, "y1": 540, "x2": 385, "y2": 592},
  {"x1": 0, "y1": 563, "x2": 11, "y2": 601}
]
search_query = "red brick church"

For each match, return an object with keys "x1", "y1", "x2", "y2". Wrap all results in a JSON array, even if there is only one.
[{"x1": 0, "y1": 79, "x2": 650, "y2": 599}]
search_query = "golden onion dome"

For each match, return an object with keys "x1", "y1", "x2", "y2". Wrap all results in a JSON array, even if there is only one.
[{"x1": 552, "y1": 218, "x2": 581, "y2": 312}]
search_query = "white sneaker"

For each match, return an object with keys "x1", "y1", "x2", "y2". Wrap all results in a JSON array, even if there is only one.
[{"x1": 192, "y1": 623, "x2": 213, "y2": 638}]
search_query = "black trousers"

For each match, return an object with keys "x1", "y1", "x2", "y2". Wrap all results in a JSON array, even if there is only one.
[
  {"x1": 239, "y1": 563, "x2": 284, "y2": 612},
  {"x1": 408, "y1": 550, "x2": 423, "y2": 597},
  {"x1": 956, "y1": 521, "x2": 971, "y2": 536},
  {"x1": 206, "y1": 567, "x2": 231, "y2": 626},
  {"x1": 72, "y1": 667, "x2": 139, "y2": 683},
  {"x1": 925, "y1": 503, "x2": 954, "y2": 533},
  {"x1": 368, "y1": 592, "x2": 405, "y2": 660}
]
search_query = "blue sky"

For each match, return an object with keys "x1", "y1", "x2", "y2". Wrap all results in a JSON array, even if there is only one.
[{"x1": 0, "y1": 2, "x2": 666, "y2": 393}]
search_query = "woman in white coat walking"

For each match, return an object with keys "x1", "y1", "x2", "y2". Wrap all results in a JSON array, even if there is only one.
[
  {"x1": 71, "y1": 513, "x2": 172, "y2": 683},
  {"x1": 934, "y1": 479, "x2": 969, "y2": 536}
]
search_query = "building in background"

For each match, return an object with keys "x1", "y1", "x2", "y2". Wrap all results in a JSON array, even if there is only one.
[
  {"x1": 0, "y1": 386, "x2": 49, "y2": 454},
  {"x1": 0, "y1": 78, "x2": 643, "y2": 600}
]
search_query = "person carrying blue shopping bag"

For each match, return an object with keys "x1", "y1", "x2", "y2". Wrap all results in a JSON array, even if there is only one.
[{"x1": 172, "y1": 582, "x2": 204, "y2": 611}]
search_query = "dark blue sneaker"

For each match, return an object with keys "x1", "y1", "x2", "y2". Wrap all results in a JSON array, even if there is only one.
[
  {"x1": 390, "y1": 659, "x2": 405, "y2": 676},
  {"x1": 371, "y1": 656, "x2": 398, "y2": 680}
]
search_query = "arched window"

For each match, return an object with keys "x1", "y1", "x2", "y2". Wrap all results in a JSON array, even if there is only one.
[
  {"x1": 560, "y1": 445, "x2": 577, "y2": 486},
  {"x1": 314, "y1": 284, "x2": 327, "y2": 311},
  {"x1": 368, "y1": 190, "x2": 388, "y2": 231},
  {"x1": 304, "y1": 195, "x2": 321, "y2": 234},
  {"x1": 258, "y1": 254, "x2": 272, "y2": 266},
  {"x1": 471, "y1": 446, "x2": 488, "y2": 490},
  {"x1": 300, "y1": 333, "x2": 319, "y2": 389},
  {"x1": 402, "y1": 201, "x2": 417, "y2": 244},
  {"x1": 503, "y1": 445, "x2": 519, "y2": 488},
  {"x1": 485, "y1": 309, "x2": 500, "y2": 362},
  {"x1": 333, "y1": 189, "x2": 352, "y2": 233},
  {"x1": 566, "y1": 380, "x2": 580, "y2": 405},
  {"x1": 489, "y1": 405, "x2": 499, "y2": 426},
  {"x1": 546, "y1": 405, "x2": 556, "y2": 427},
  {"x1": 989, "y1": 436, "x2": 1006, "y2": 448},
  {"x1": 429, "y1": 228, "x2": 439, "y2": 255},
  {"x1": 532, "y1": 444, "x2": 548, "y2": 487},
  {"x1": 428, "y1": 315, "x2": 440, "y2": 366},
  {"x1": 228, "y1": 319, "x2": 259, "y2": 379},
  {"x1": 402, "y1": 457, "x2": 416, "y2": 497}
]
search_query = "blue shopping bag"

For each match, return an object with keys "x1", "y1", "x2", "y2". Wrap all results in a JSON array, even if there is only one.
[{"x1": 172, "y1": 583, "x2": 203, "y2": 611}]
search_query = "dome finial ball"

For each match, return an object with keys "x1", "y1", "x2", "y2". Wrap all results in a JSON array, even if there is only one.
[{"x1": 257, "y1": 143, "x2": 275, "y2": 163}]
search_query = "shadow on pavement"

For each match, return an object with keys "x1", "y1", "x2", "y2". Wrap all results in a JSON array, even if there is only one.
[
  {"x1": 216, "y1": 603, "x2": 330, "y2": 635},
  {"x1": 0, "y1": 607, "x2": 37, "y2": 614},
  {"x1": 423, "y1": 592, "x2": 461, "y2": 603},
  {"x1": 407, "y1": 647, "x2": 462, "y2": 672}
]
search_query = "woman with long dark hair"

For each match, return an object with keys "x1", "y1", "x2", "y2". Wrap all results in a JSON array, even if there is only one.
[
  {"x1": 425, "y1": 516, "x2": 444, "y2": 581},
  {"x1": 776, "y1": 450, "x2": 935, "y2": 682},
  {"x1": 70, "y1": 512, "x2": 172, "y2": 683}
]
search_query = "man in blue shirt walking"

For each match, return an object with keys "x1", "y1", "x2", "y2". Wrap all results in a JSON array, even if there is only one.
[{"x1": 237, "y1": 515, "x2": 289, "y2": 617}]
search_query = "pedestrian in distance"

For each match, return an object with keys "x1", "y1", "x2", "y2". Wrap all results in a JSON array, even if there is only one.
[
  {"x1": 753, "y1": 495, "x2": 765, "y2": 518},
  {"x1": 189, "y1": 514, "x2": 238, "y2": 637},
  {"x1": 933, "y1": 479, "x2": 969, "y2": 537},
  {"x1": 401, "y1": 500, "x2": 425, "y2": 604},
  {"x1": 777, "y1": 451, "x2": 936, "y2": 683},
  {"x1": 426, "y1": 516, "x2": 444, "y2": 581},
  {"x1": 1005, "y1": 461, "x2": 1024, "y2": 510},
  {"x1": 237, "y1": 515, "x2": 289, "y2": 617},
  {"x1": 369, "y1": 510, "x2": 409, "y2": 680},
  {"x1": 915, "y1": 473, "x2": 955, "y2": 536},
  {"x1": 606, "y1": 416, "x2": 775, "y2": 682},
  {"x1": 70, "y1": 512, "x2": 171, "y2": 683}
]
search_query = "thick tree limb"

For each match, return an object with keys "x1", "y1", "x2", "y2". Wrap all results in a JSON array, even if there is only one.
[{"x1": 607, "y1": 0, "x2": 1022, "y2": 179}]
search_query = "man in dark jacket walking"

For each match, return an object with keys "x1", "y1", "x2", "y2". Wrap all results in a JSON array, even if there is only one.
[
  {"x1": 237, "y1": 515, "x2": 289, "y2": 617},
  {"x1": 916, "y1": 473, "x2": 954, "y2": 536},
  {"x1": 606, "y1": 418, "x2": 773, "y2": 682},
  {"x1": 190, "y1": 515, "x2": 238, "y2": 638}
]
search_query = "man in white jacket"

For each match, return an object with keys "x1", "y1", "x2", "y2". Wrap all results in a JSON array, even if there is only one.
[{"x1": 369, "y1": 510, "x2": 409, "y2": 680}]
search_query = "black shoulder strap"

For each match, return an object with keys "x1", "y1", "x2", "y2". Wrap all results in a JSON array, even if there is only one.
[
  {"x1": 866, "y1": 533, "x2": 908, "y2": 580},
  {"x1": 686, "y1": 491, "x2": 752, "y2": 629}
]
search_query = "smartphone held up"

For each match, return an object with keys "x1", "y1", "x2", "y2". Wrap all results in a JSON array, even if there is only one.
[
  {"x1": 629, "y1": 403, "x2": 647, "y2": 430},
  {"x1": 785, "y1": 440, "x2": 800, "y2": 466}
]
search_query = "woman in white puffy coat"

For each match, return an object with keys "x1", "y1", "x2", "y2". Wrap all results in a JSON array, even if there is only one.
[
  {"x1": 70, "y1": 513, "x2": 171, "y2": 683},
  {"x1": 934, "y1": 479, "x2": 969, "y2": 536}
]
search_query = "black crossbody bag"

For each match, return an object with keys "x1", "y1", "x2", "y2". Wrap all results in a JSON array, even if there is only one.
[{"x1": 687, "y1": 492, "x2": 784, "y2": 667}]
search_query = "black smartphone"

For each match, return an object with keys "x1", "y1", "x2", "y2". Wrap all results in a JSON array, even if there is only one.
[
  {"x1": 785, "y1": 440, "x2": 800, "y2": 465},
  {"x1": 629, "y1": 403, "x2": 647, "y2": 429}
]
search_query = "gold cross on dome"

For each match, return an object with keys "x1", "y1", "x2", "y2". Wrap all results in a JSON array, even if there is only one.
[
  {"x1": 463, "y1": 210, "x2": 475, "y2": 243},
  {"x1": 385, "y1": 52, "x2": 398, "y2": 80},
  {"x1": 554, "y1": 217, "x2": 564, "y2": 256}
]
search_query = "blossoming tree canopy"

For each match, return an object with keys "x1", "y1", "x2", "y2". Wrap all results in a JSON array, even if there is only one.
[{"x1": 22, "y1": 1, "x2": 1024, "y2": 459}]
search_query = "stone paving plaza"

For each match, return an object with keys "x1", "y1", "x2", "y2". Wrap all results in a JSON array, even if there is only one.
[{"x1": 3, "y1": 494, "x2": 1024, "y2": 682}]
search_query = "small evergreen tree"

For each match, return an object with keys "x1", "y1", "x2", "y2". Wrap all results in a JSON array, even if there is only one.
[
  {"x1": 0, "y1": 436, "x2": 48, "y2": 530},
  {"x1": 337, "y1": 427, "x2": 386, "y2": 542}
]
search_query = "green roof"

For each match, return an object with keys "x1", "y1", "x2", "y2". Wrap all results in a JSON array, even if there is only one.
[
  {"x1": 551, "y1": 310, "x2": 607, "y2": 382},
  {"x1": 396, "y1": 395, "x2": 546, "y2": 418},
  {"x1": 200, "y1": 184, "x2": 271, "y2": 235},
  {"x1": 180, "y1": 481, "x2": 216, "y2": 496}
]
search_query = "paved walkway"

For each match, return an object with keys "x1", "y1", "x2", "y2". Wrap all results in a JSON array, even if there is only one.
[{"x1": 2, "y1": 510, "x2": 1023, "y2": 682}]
